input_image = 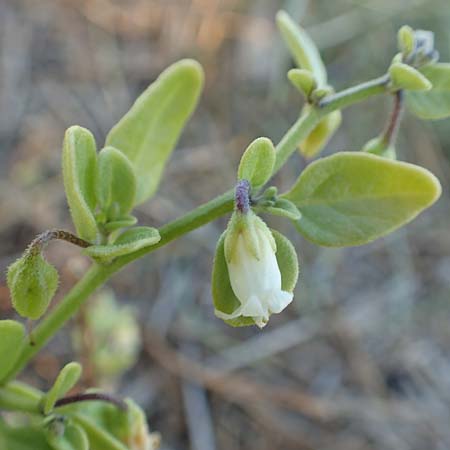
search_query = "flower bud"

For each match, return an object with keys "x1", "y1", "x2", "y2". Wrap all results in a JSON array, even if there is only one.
[
  {"x1": 7, "y1": 251, "x2": 59, "y2": 320},
  {"x1": 288, "y1": 69, "x2": 317, "y2": 98},
  {"x1": 397, "y1": 25, "x2": 415, "y2": 58}
]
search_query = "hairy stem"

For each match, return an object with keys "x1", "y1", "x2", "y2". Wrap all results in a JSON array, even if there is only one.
[{"x1": 2, "y1": 73, "x2": 390, "y2": 384}]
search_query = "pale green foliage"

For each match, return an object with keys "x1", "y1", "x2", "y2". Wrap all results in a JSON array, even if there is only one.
[
  {"x1": 389, "y1": 62, "x2": 432, "y2": 91},
  {"x1": 106, "y1": 59, "x2": 204, "y2": 205},
  {"x1": 406, "y1": 63, "x2": 450, "y2": 119},
  {"x1": 62, "y1": 126, "x2": 99, "y2": 243},
  {"x1": 284, "y1": 152, "x2": 441, "y2": 247},
  {"x1": 96, "y1": 147, "x2": 137, "y2": 222},
  {"x1": 0, "y1": 422, "x2": 52, "y2": 450},
  {"x1": 299, "y1": 109, "x2": 342, "y2": 158},
  {"x1": 237, "y1": 137, "x2": 275, "y2": 189},
  {"x1": 0, "y1": 321, "x2": 25, "y2": 380},
  {"x1": 362, "y1": 136, "x2": 396, "y2": 159},
  {"x1": 43, "y1": 362, "x2": 82, "y2": 414},
  {"x1": 288, "y1": 69, "x2": 316, "y2": 98},
  {"x1": 84, "y1": 226, "x2": 160, "y2": 263},
  {"x1": 7, "y1": 253, "x2": 59, "y2": 320},
  {"x1": 397, "y1": 25, "x2": 415, "y2": 58},
  {"x1": 45, "y1": 422, "x2": 89, "y2": 450},
  {"x1": 276, "y1": 10, "x2": 327, "y2": 86},
  {"x1": 212, "y1": 229, "x2": 298, "y2": 328},
  {"x1": 255, "y1": 198, "x2": 301, "y2": 220}
]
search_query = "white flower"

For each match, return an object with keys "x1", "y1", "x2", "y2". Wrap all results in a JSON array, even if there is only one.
[{"x1": 215, "y1": 218, "x2": 293, "y2": 328}]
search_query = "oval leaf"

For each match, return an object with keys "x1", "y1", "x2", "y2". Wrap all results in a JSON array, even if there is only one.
[
  {"x1": 0, "y1": 321, "x2": 25, "y2": 380},
  {"x1": 106, "y1": 59, "x2": 204, "y2": 205},
  {"x1": 406, "y1": 63, "x2": 450, "y2": 119},
  {"x1": 389, "y1": 62, "x2": 432, "y2": 91},
  {"x1": 276, "y1": 10, "x2": 327, "y2": 86},
  {"x1": 237, "y1": 137, "x2": 275, "y2": 189},
  {"x1": 103, "y1": 215, "x2": 138, "y2": 233},
  {"x1": 62, "y1": 126, "x2": 99, "y2": 243},
  {"x1": 283, "y1": 152, "x2": 441, "y2": 247},
  {"x1": 44, "y1": 362, "x2": 82, "y2": 414},
  {"x1": 84, "y1": 227, "x2": 160, "y2": 263},
  {"x1": 96, "y1": 147, "x2": 137, "y2": 222}
]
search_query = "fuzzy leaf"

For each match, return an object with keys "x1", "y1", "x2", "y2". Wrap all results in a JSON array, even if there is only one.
[
  {"x1": 62, "y1": 126, "x2": 99, "y2": 243},
  {"x1": 96, "y1": 147, "x2": 137, "y2": 222},
  {"x1": 103, "y1": 216, "x2": 138, "y2": 233},
  {"x1": 84, "y1": 227, "x2": 160, "y2": 263},
  {"x1": 237, "y1": 137, "x2": 275, "y2": 189},
  {"x1": 7, "y1": 253, "x2": 59, "y2": 320},
  {"x1": 276, "y1": 10, "x2": 327, "y2": 86},
  {"x1": 43, "y1": 362, "x2": 82, "y2": 414},
  {"x1": 257, "y1": 198, "x2": 301, "y2": 220},
  {"x1": 284, "y1": 152, "x2": 441, "y2": 247},
  {"x1": 106, "y1": 59, "x2": 204, "y2": 204},
  {"x1": 0, "y1": 320, "x2": 25, "y2": 380},
  {"x1": 406, "y1": 63, "x2": 450, "y2": 119}
]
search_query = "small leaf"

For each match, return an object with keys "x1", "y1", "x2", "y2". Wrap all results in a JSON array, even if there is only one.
[
  {"x1": 96, "y1": 147, "x2": 137, "y2": 222},
  {"x1": 7, "y1": 253, "x2": 59, "y2": 320},
  {"x1": 299, "y1": 109, "x2": 342, "y2": 158},
  {"x1": 276, "y1": 10, "x2": 327, "y2": 86},
  {"x1": 46, "y1": 423, "x2": 89, "y2": 450},
  {"x1": 362, "y1": 136, "x2": 396, "y2": 160},
  {"x1": 237, "y1": 137, "x2": 275, "y2": 189},
  {"x1": 283, "y1": 152, "x2": 441, "y2": 247},
  {"x1": 212, "y1": 230, "x2": 298, "y2": 328},
  {"x1": 397, "y1": 25, "x2": 415, "y2": 57},
  {"x1": 257, "y1": 198, "x2": 302, "y2": 220},
  {"x1": 44, "y1": 362, "x2": 82, "y2": 414},
  {"x1": 389, "y1": 62, "x2": 432, "y2": 91},
  {"x1": 106, "y1": 59, "x2": 204, "y2": 205},
  {"x1": 103, "y1": 216, "x2": 138, "y2": 233},
  {"x1": 62, "y1": 126, "x2": 99, "y2": 243},
  {"x1": 288, "y1": 69, "x2": 316, "y2": 97},
  {"x1": 406, "y1": 63, "x2": 450, "y2": 119},
  {"x1": 84, "y1": 227, "x2": 160, "y2": 263},
  {"x1": 0, "y1": 321, "x2": 25, "y2": 380}
]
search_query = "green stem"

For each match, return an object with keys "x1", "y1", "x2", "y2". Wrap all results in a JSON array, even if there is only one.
[{"x1": 2, "y1": 73, "x2": 390, "y2": 384}]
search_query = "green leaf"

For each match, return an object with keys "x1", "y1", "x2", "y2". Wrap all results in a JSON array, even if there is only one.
[
  {"x1": 103, "y1": 216, "x2": 138, "y2": 233},
  {"x1": 106, "y1": 59, "x2": 204, "y2": 205},
  {"x1": 288, "y1": 68, "x2": 316, "y2": 97},
  {"x1": 7, "y1": 253, "x2": 59, "y2": 320},
  {"x1": 276, "y1": 10, "x2": 327, "y2": 86},
  {"x1": 96, "y1": 147, "x2": 137, "y2": 222},
  {"x1": 299, "y1": 109, "x2": 342, "y2": 159},
  {"x1": 362, "y1": 136, "x2": 396, "y2": 160},
  {"x1": 283, "y1": 152, "x2": 441, "y2": 247},
  {"x1": 257, "y1": 198, "x2": 302, "y2": 221},
  {"x1": 44, "y1": 362, "x2": 82, "y2": 414},
  {"x1": 84, "y1": 227, "x2": 160, "y2": 263},
  {"x1": 406, "y1": 63, "x2": 450, "y2": 119},
  {"x1": 0, "y1": 320, "x2": 25, "y2": 380},
  {"x1": 237, "y1": 137, "x2": 275, "y2": 189},
  {"x1": 389, "y1": 62, "x2": 432, "y2": 91},
  {"x1": 62, "y1": 126, "x2": 99, "y2": 243},
  {"x1": 212, "y1": 230, "x2": 298, "y2": 327},
  {"x1": 0, "y1": 423, "x2": 52, "y2": 450},
  {"x1": 46, "y1": 423, "x2": 89, "y2": 450}
]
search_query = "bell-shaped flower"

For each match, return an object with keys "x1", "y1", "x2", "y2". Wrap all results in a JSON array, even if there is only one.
[{"x1": 215, "y1": 211, "x2": 293, "y2": 328}]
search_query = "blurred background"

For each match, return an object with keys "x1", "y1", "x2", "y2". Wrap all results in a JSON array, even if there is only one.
[{"x1": 1, "y1": 0, "x2": 450, "y2": 449}]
